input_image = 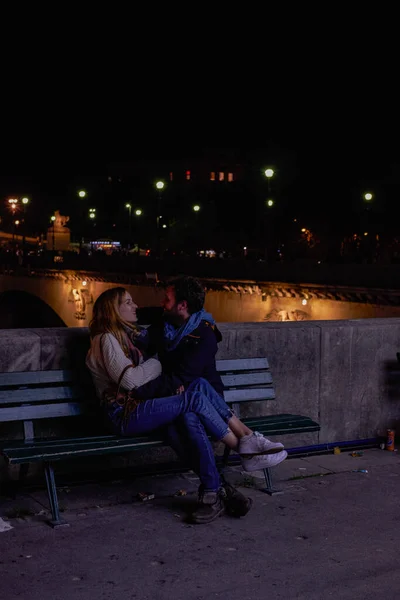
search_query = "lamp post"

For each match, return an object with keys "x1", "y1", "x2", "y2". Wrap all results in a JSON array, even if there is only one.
[
  {"x1": 155, "y1": 181, "x2": 165, "y2": 256},
  {"x1": 50, "y1": 215, "x2": 56, "y2": 253},
  {"x1": 264, "y1": 168, "x2": 274, "y2": 193},
  {"x1": 125, "y1": 203, "x2": 132, "y2": 245},
  {"x1": 264, "y1": 169, "x2": 275, "y2": 261},
  {"x1": 13, "y1": 220, "x2": 20, "y2": 244},
  {"x1": 21, "y1": 197, "x2": 29, "y2": 257}
]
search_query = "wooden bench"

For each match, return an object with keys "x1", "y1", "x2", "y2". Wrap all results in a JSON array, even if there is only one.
[{"x1": 0, "y1": 358, "x2": 320, "y2": 527}]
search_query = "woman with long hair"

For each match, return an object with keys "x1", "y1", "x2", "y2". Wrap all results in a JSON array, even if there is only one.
[{"x1": 86, "y1": 287, "x2": 287, "y2": 524}]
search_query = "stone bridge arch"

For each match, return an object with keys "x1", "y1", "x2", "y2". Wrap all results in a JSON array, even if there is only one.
[{"x1": 0, "y1": 291, "x2": 67, "y2": 328}]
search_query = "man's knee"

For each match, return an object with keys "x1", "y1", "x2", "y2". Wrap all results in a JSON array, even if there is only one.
[{"x1": 182, "y1": 412, "x2": 201, "y2": 428}]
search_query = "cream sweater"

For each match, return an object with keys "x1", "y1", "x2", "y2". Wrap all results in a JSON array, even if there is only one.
[{"x1": 86, "y1": 333, "x2": 162, "y2": 401}]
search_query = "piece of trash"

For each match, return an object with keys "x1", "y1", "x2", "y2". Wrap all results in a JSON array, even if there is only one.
[
  {"x1": 298, "y1": 467, "x2": 307, "y2": 471},
  {"x1": 25, "y1": 555, "x2": 32, "y2": 559},
  {"x1": 36, "y1": 510, "x2": 47, "y2": 516},
  {"x1": 350, "y1": 451, "x2": 364, "y2": 458},
  {"x1": 0, "y1": 518, "x2": 13, "y2": 533},
  {"x1": 71, "y1": 576, "x2": 82, "y2": 581},
  {"x1": 352, "y1": 469, "x2": 368, "y2": 473},
  {"x1": 380, "y1": 443, "x2": 386, "y2": 450},
  {"x1": 174, "y1": 489, "x2": 187, "y2": 496},
  {"x1": 173, "y1": 513, "x2": 181, "y2": 518},
  {"x1": 137, "y1": 492, "x2": 155, "y2": 502},
  {"x1": 333, "y1": 447, "x2": 341, "y2": 455}
]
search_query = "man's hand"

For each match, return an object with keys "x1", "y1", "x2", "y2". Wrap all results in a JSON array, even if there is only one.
[{"x1": 176, "y1": 385, "x2": 185, "y2": 394}]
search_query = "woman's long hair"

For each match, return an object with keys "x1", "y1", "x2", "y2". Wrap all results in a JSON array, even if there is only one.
[{"x1": 89, "y1": 287, "x2": 139, "y2": 356}]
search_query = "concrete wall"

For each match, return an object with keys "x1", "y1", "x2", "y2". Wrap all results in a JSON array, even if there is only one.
[{"x1": 1, "y1": 319, "x2": 400, "y2": 446}]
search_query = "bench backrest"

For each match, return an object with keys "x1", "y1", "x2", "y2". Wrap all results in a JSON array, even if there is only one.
[{"x1": 0, "y1": 358, "x2": 275, "y2": 440}]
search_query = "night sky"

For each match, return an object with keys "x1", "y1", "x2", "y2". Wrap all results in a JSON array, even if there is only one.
[{"x1": 1, "y1": 110, "x2": 399, "y2": 240}]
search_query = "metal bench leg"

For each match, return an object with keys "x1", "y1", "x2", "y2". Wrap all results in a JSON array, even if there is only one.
[
  {"x1": 261, "y1": 468, "x2": 283, "y2": 496},
  {"x1": 19, "y1": 463, "x2": 30, "y2": 483},
  {"x1": 44, "y1": 463, "x2": 69, "y2": 528},
  {"x1": 223, "y1": 446, "x2": 231, "y2": 467}
]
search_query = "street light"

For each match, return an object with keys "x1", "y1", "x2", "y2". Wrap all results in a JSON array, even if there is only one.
[
  {"x1": 264, "y1": 168, "x2": 274, "y2": 194},
  {"x1": 155, "y1": 182, "x2": 165, "y2": 256},
  {"x1": 78, "y1": 190, "x2": 87, "y2": 198},
  {"x1": 193, "y1": 205, "x2": 200, "y2": 212},
  {"x1": 267, "y1": 199, "x2": 274, "y2": 207},
  {"x1": 22, "y1": 197, "x2": 29, "y2": 205},
  {"x1": 13, "y1": 220, "x2": 20, "y2": 244},
  {"x1": 125, "y1": 203, "x2": 132, "y2": 242},
  {"x1": 8, "y1": 198, "x2": 18, "y2": 213},
  {"x1": 50, "y1": 215, "x2": 56, "y2": 252},
  {"x1": 135, "y1": 209, "x2": 142, "y2": 216},
  {"x1": 364, "y1": 192, "x2": 373, "y2": 201}
]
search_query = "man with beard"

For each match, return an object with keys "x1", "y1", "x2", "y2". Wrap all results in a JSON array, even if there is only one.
[{"x1": 134, "y1": 277, "x2": 283, "y2": 518}]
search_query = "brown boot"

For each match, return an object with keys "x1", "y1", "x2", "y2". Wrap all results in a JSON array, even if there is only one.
[{"x1": 190, "y1": 488, "x2": 226, "y2": 524}]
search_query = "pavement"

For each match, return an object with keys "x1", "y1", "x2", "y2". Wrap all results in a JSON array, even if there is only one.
[{"x1": 1, "y1": 448, "x2": 400, "y2": 600}]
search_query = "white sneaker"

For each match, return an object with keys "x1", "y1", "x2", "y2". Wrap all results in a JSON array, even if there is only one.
[
  {"x1": 241, "y1": 450, "x2": 288, "y2": 472},
  {"x1": 238, "y1": 431, "x2": 284, "y2": 456}
]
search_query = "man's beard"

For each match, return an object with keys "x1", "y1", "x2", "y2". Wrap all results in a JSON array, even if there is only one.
[{"x1": 164, "y1": 309, "x2": 184, "y2": 327}]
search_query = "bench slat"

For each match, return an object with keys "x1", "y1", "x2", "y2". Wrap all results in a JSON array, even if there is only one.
[
  {"x1": 0, "y1": 414, "x2": 320, "y2": 465},
  {"x1": 0, "y1": 370, "x2": 73, "y2": 387},
  {"x1": 0, "y1": 402, "x2": 83, "y2": 422},
  {"x1": 2, "y1": 437, "x2": 165, "y2": 464},
  {"x1": 224, "y1": 388, "x2": 275, "y2": 402},
  {"x1": 0, "y1": 386, "x2": 81, "y2": 405},
  {"x1": 216, "y1": 358, "x2": 269, "y2": 372},
  {"x1": 221, "y1": 372, "x2": 273, "y2": 388}
]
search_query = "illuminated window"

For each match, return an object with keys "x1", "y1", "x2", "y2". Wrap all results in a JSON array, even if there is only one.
[
  {"x1": 228, "y1": 172, "x2": 233, "y2": 182},
  {"x1": 169, "y1": 172, "x2": 173, "y2": 181},
  {"x1": 210, "y1": 172, "x2": 216, "y2": 181},
  {"x1": 186, "y1": 170, "x2": 191, "y2": 180},
  {"x1": 219, "y1": 172, "x2": 224, "y2": 181}
]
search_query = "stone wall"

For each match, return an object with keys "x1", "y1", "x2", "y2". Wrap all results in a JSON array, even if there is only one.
[
  {"x1": 1, "y1": 319, "x2": 400, "y2": 441},
  {"x1": 1, "y1": 320, "x2": 400, "y2": 480}
]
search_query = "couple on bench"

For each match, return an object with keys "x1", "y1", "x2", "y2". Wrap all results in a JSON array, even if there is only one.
[{"x1": 86, "y1": 276, "x2": 287, "y2": 524}]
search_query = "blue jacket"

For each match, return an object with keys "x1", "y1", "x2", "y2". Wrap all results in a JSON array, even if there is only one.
[{"x1": 134, "y1": 310, "x2": 224, "y2": 400}]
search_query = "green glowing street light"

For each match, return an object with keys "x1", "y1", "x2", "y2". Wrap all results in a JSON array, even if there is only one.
[
  {"x1": 264, "y1": 168, "x2": 274, "y2": 178},
  {"x1": 135, "y1": 209, "x2": 142, "y2": 216},
  {"x1": 156, "y1": 181, "x2": 165, "y2": 190},
  {"x1": 193, "y1": 205, "x2": 200, "y2": 212},
  {"x1": 267, "y1": 199, "x2": 274, "y2": 207},
  {"x1": 364, "y1": 192, "x2": 373, "y2": 201},
  {"x1": 78, "y1": 190, "x2": 87, "y2": 198},
  {"x1": 50, "y1": 215, "x2": 56, "y2": 222},
  {"x1": 22, "y1": 197, "x2": 29, "y2": 205}
]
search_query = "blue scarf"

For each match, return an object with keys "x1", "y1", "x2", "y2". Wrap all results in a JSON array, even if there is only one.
[{"x1": 164, "y1": 309, "x2": 215, "y2": 351}]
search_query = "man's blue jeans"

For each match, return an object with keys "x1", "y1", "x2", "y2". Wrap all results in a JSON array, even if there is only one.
[{"x1": 106, "y1": 378, "x2": 233, "y2": 492}]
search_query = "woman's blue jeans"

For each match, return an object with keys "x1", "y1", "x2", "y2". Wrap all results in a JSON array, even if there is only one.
[{"x1": 106, "y1": 378, "x2": 233, "y2": 492}]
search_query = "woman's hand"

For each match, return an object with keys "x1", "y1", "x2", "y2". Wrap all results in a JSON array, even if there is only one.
[{"x1": 176, "y1": 385, "x2": 185, "y2": 394}]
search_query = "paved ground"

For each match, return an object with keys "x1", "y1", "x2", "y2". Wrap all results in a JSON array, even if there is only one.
[{"x1": 1, "y1": 448, "x2": 400, "y2": 600}]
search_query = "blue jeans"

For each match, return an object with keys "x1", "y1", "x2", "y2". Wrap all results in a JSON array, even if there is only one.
[
  {"x1": 165, "y1": 379, "x2": 233, "y2": 489},
  {"x1": 106, "y1": 378, "x2": 233, "y2": 492}
]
